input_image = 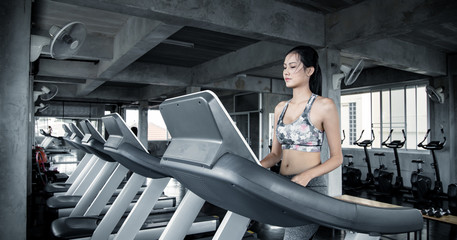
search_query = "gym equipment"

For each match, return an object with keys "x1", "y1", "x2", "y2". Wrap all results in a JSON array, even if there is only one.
[
  {"x1": 421, "y1": 207, "x2": 451, "y2": 218},
  {"x1": 409, "y1": 159, "x2": 432, "y2": 205},
  {"x1": 341, "y1": 130, "x2": 361, "y2": 188},
  {"x1": 55, "y1": 120, "x2": 171, "y2": 216},
  {"x1": 342, "y1": 154, "x2": 362, "y2": 188},
  {"x1": 32, "y1": 145, "x2": 66, "y2": 187},
  {"x1": 353, "y1": 129, "x2": 376, "y2": 186},
  {"x1": 44, "y1": 124, "x2": 101, "y2": 194},
  {"x1": 37, "y1": 128, "x2": 68, "y2": 154},
  {"x1": 417, "y1": 127, "x2": 446, "y2": 196},
  {"x1": 47, "y1": 122, "x2": 129, "y2": 216},
  {"x1": 159, "y1": 90, "x2": 423, "y2": 239},
  {"x1": 341, "y1": 130, "x2": 365, "y2": 189},
  {"x1": 382, "y1": 129, "x2": 407, "y2": 192},
  {"x1": 448, "y1": 184, "x2": 457, "y2": 213},
  {"x1": 52, "y1": 114, "x2": 217, "y2": 239},
  {"x1": 372, "y1": 152, "x2": 393, "y2": 195},
  {"x1": 59, "y1": 124, "x2": 93, "y2": 185}
]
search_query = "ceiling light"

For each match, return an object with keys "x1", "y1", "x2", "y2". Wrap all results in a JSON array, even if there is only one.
[{"x1": 162, "y1": 39, "x2": 194, "y2": 48}]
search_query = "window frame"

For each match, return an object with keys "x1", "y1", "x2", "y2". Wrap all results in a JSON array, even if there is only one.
[{"x1": 341, "y1": 80, "x2": 429, "y2": 151}]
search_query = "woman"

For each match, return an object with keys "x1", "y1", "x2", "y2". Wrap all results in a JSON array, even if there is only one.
[{"x1": 260, "y1": 46, "x2": 343, "y2": 239}]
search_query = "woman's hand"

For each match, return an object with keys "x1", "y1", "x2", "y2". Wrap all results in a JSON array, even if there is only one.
[{"x1": 291, "y1": 171, "x2": 315, "y2": 187}]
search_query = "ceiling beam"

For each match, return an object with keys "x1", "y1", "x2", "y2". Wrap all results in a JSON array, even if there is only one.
[
  {"x1": 327, "y1": 0, "x2": 457, "y2": 48},
  {"x1": 140, "y1": 85, "x2": 185, "y2": 101},
  {"x1": 33, "y1": 76, "x2": 86, "y2": 84},
  {"x1": 342, "y1": 38, "x2": 446, "y2": 76},
  {"x1": 192, "y1": 41, "x2": 293, "y2": 84},
  {"x1": 203, "y1": 75, "x2": 291, "y2": 95},
  {"x1": 203, "y1": 75, "x2": 271, "y2": 93},
  {"x1": 76, "y1": 17, "x2": 182, "y2": 96},
  {"x1": 97, "y1": 17, "x2": 181, "y2": 79},
  {"x1": 54, "y1": 84, "x2": 143, "y2": 102},
  {"x1": 76, "y1": 79, "x2": 105, "y2": 96},
  {"x1": 111, "y1": 62, "x2": 192, "y2": 86},
  {"x1": 51, "y1": 0, "x2": 325, "y2": 47},
  {"x1": 85, "y1": 85, "x2": 142, "y2": 102},
  {"x1": 37, "y1": 58, "x2": 98, "y2": 79}
]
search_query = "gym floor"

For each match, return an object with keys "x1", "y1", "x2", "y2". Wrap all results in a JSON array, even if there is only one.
[{"x1": 28, "y1": 154, "x2": 457, "y2": 239}]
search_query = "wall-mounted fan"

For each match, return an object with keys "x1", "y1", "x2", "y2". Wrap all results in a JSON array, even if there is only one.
[
  {"x1": 332, "y1": 59, "x2": 365, "y2": 90},
  {"x1": 35, "y1": 103, "x2": 50, "y2": 113},
  {"x1": 425, "y1": 85, "x2": 445, "y2": 104},
  {"x1": 33, "y1": 85, "x2": 58, "y2": 102},
  {"x1": 30, "y1": 21, "x2": 87, "y2": 62}
]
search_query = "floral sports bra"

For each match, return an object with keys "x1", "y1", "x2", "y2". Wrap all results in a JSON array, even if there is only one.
[{"x1": 276, "y1": 94, "x2": 324, "y2": 152}]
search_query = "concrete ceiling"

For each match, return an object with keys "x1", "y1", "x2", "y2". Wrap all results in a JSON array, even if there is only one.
[{"x1": 31, "y1": 0, "x2": 457, "y2": 105}]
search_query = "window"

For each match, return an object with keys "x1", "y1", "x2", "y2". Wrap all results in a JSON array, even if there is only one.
[
  {"x1": 341, "y1": 85, "x2": 428, "y2": 150},
  {"x1": 341, "y1": 93, "x2": 371, "y2": 148},
  {"x1": 35, "y1": 117, "x2": 74, "y2": 138},
  {"x1": 348, "y1": 102, "x2": 357, "y2": 145},
  {"x1": 148, "y1": 109, "x2": 170, "y2": 141},
  {"x1": 125, "y1": 109, "x2": 139, "y2": 131},
  {"x1": 124, "y1": 108, "x2": 170, "y2": 141}
]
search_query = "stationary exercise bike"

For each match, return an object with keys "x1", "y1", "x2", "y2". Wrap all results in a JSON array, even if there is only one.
[
  {"x1": 372, "y1": 151, "x2": 394, "y2": 195},
  {"x1": 417, "y1": 127, "x2": 447, "y2": 197},
  {"x1": 382, "y1": 129, "x2": 407, "y2": 192},
  {"x1": 409, "y1": 158, "x2": 432, "y2": 205},
  {"x1": 342, "y1": 131, "x2": 364, "y2": 188},
  {"x1": 353, "y1": 129, "x2": 376, "y2": 187}
]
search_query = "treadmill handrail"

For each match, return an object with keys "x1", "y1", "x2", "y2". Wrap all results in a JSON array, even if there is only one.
[{"x1": 102, "y1": 113, "x2": 171, "y2": 179}]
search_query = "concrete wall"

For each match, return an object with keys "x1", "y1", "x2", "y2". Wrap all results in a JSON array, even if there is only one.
[
  {"x1": 448, "y1": 54, "x2": 457, "y2": 185},
  {"x1": 0, "y1": 0, "x2": 32, "y2": 239}
]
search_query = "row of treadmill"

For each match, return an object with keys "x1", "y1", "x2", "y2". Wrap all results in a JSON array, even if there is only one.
[{"x1": 41, "y1": 91, "x2": 424, "y2": 240}]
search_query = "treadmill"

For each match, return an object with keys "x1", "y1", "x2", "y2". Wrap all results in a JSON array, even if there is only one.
[
  {"x1": 45, "y1": 123, "x2": 103, "y2": 195},
  {"x1": 51, "y1": 114, "x2": 217, "y2": 239},
  {"x1": 49, "y1": 120, "x2": 174, "y2": 218},
  {"x1": 47, "y1": 122, "x2": 117, "y2": 216},
  {"x1": 158, "y1": 90, "x2": 424, "y2": 240}
]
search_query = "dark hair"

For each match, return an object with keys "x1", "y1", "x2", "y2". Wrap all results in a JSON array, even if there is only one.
[
  {"x1": 286, "y1": 46, "x2": 322, "y2": 95},
  {"x1": 130, "y1": 126, "x2": 138, "y2": 136}
]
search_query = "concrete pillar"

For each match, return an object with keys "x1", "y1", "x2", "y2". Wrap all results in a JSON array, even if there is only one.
[
  {"x1": 319, "y1": 48, "x2": 342, "y2": 196},
  {"x1": 186, "y1": 86, "x2": 201, "y2": 94},
  {"x1": 260, "y1": 93, "x2": 291, "y2": 159},
  {"x1": 138, "y1": 100, "x2": 148, "y2": 147},
  {"x1": 0, "y1": 0, "x2": 32, "y2": 239},
  {"x1": 449, "y1": 54, "x2": 457, "y2": 184}
]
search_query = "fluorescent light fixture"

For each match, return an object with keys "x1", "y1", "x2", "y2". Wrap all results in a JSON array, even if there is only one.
[{"x1": 162, "y1": 39, "x2": 194, "y2": 48}]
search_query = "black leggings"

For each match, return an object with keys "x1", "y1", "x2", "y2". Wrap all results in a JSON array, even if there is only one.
[{"x1": 282, "y1": 175, "x2": 328, "y2": 240}]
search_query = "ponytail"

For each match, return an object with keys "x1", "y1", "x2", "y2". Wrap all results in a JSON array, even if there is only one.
[{"x1": 310, "y1": 65, "x2": 322, "y2": 95}]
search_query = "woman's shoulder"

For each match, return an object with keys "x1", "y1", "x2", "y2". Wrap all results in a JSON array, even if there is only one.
[
  {"x1": 314, "y1": 95, "x2": 337, "y2": 111},
  {"x1": 275, "y1": 100, "x2": 289, "y2": 109},
  {"x1": 273, "y1": 100, "x2": 288, "y2": 113}
]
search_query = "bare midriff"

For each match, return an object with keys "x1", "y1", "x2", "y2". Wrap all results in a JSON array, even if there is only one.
[{"x1": 279, "y1": 150, "x2": 321, "y2": 175}]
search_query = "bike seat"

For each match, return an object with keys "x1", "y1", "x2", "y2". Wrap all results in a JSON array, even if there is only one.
[
  {"x1": 411, "y1": 159, "x2": 424, "y2": 164},
  {"x1": 344, "y1": 154, "x2": 353, "y2": 158},
  {"x1": 374, "y1": 153, "x2": 385, "y2": 156}
]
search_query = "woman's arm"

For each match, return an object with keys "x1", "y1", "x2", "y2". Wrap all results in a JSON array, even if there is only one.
[
  {"x1": 292, "y1": 97, "x2": 343, "y2": 186},
  {"x1": 260, "y1": 103, "x2": 284, "y2": 168}
]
